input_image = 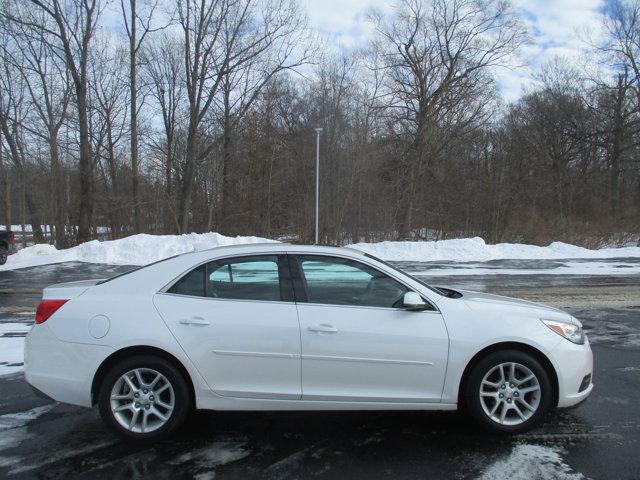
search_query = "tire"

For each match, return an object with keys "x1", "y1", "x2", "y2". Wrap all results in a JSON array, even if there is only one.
[
  {"x1": 98, "y1": 355, "x2": 191, "y2": 443},
  {"x1": 465, "y1": 350, "x2": 552, "y2": 434},
  {"x1": 0, "y1": 247, "x2": 7, "y2": 266}
]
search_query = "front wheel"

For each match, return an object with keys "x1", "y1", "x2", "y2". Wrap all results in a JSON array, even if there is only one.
[
  {"x1": 98, "y1": 355, "x2": 191, "y2": 442},
  {"x1": 465, "y1": 350, "x2": 552, "y2": 433},
  {"x1": 0, "y1": 247, "x2": 7, "y2": 265}
]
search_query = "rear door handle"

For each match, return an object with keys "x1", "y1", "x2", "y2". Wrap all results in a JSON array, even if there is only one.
[
  {"x1": 308, "y1": 324, "x2": 338, "y2": 334},
  {"x1": 179, "y1": 317, "x2": 210, "y2": 326}
]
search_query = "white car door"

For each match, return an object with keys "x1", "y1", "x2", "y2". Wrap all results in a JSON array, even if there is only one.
[
  {"x1": 153, "y1": 254, "x2": 302, "y2": 400},
  {"x1": 292, "y1": 254, "x2": 449, "y2": 403}
]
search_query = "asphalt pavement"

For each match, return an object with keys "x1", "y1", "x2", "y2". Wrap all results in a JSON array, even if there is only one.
[{"x1": 0, "y1": 261, "x2": 639, "y2": 479}]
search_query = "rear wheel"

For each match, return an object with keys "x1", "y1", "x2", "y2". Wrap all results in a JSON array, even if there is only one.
[
  {"x1": 98, "y1": 355, "x2": 190, "y2": 442},
  {"x1": 465, "y1": 350, "x2": 552, "y2": 433},
  {"x1": 0, "y1": 246, "x2": 7, "y2": 265}
]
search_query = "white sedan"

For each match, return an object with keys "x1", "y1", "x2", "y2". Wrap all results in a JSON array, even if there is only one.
[{"x1": 24, "y1": 244, "x2": 593, "y2": 441}]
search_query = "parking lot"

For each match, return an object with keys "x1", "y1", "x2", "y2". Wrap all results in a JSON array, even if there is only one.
[{"x1": 1, "y1": 261, "x2": 639, "y2": 479}]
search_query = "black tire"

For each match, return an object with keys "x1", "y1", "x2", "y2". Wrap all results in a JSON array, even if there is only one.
[
  {"x1": 465, "y1": 349, "x2": 552, "y2": 434},
  {"x1": 98, "y1": 355, "x2": 191, "y2": 443},
  {"x1": 0, "y1": 247, "x2": 7, "y2": 266}
]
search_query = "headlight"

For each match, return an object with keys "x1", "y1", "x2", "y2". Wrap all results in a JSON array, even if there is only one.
[{"x1": 542, "y1": 319, "x2": 585, "y2": 344}]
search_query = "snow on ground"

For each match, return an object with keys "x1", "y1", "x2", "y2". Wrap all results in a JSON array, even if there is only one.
[
  {"x1": 408, "y1": 260, "x2": 640, "y2": 276},
  {"x1": 2, "y1": 233, "x2": 640, "y2": 272},
  {"x1": 478, "y1": 444, "x2": 584, "y2": 480},
  {"x1": 348, "y1": 237, "x2": 640, "y2": 262},
  {"x1": 0, "y1": 323, "x2": 31, "y2": 376},
  {"x1": 0, "y1": 232, "x2": 275, "y2": 271},
  {"x1": 0, "y1": 405, "x2": 56, "y2": 433}
]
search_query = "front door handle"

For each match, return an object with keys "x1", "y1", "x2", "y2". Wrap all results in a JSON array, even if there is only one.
[
  {"x1": 179, "y1": 317, "x2": 210, "y2": 326},
  {"x1": 308, "y1": 324, "x2": 338, "y2": 334}
]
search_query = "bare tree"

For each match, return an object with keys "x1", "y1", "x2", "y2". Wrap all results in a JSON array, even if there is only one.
[
  {"x1": 2, "y1": 6, "x2": 73, "y2": 246},
  {"x1": 0, "y1": 42, "x2": 45, "y2": 242},
  {"x1": 175, "y1": 0, "x2": 311, "y2": 233},
  {"x1": 4, "y1": 0, "x2": 103, "y2": 243},
  {"x1": 89, "y1": 38, "x2": 129, "y2": 238},
  {"x1": 143, "y1": 33, "x2": 186, "y2": 232},
  {"x1": 120, "y1": 0, "x2": 162, "y2": 233},
  {"x1": 369, "y1": 0, "x2": 526, "y2": 238}
]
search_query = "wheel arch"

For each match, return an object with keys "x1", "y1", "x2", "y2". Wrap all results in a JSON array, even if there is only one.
[
  {"x1": 457, "y1": 341, "x2": 559, "y2": 408},
  {"x1": 91, "y1": 345, "x2": 196, "y2": 409}
]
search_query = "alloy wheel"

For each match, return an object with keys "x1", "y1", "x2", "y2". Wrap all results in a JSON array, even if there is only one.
[
  {"x1": 479, "y1": 362, "x2": 541, "y2": 426},
  {"x1": 110, "y1": 368, "x2": 175, "y2": 433}
]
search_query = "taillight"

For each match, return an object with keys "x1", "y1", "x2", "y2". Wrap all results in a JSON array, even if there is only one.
[
  {"x1": 8, "y1": 231, "x2": 15, "y2": 243},
  {"x1": 35, "y1": 300, "x2": 68, "y2": 324}
]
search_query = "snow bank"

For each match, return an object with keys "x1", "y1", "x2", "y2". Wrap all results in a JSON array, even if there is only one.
[
  {"x1": 0, "y1": 232, "x2": 275, "y2": 271},
  {"x1": 3, "y1": 234, "x2": 640, "y2": 271},
  {"x1": 347, "y1": 237, "x2": 640, "y2": 262}
]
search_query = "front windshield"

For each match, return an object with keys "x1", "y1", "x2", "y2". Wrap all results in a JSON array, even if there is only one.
[{"x1": 363, "y1": 253, "x2": 444, "y2": 296}]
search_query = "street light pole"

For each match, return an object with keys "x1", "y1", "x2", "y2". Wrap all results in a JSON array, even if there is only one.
[{"x1": 314, "y1": 128, "x2": 322, "y2": 245}]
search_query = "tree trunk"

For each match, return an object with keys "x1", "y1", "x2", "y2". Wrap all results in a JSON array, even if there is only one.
[
  {"x1": 177, "y1": 118, "x2": 199, "y2": 233},
  {"x1": 610, "y1": 75, "x2": 625, "y2": 217},
  {"x1": 0, "y1": 132, "x2": 10, "y2": 229},
  {"x1": 48, "y1": 130, "x2": 67, "y2": 248},
  {"x1": 220, "y1": 126, "x2": 232, "y2": 233},
  {"x1": 129, "y1": 0, "x2": 141, "y2": 233},
  {"x1": 76, "y1": 79, "x2": 93, "y2": 243},
  {"x1": 164, "y1": 131, "x2": 175, "y2": 233}
]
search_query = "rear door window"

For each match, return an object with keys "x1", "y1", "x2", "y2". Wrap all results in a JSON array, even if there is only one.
[
  {"x1": 206, "y1": 256, "x2": 282, "y2": 301},
  {"x1": 166, "y1": 255, "x2": 292, "y2": 302}
]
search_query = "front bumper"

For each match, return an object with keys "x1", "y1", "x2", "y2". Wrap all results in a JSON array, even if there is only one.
[{"x1": 552, "y1": 337, "x2": 594, "y2": 408}]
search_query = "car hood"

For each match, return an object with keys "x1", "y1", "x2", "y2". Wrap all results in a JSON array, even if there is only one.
[{"x1": 458, "y1": 289, "x2": 576, "y2": 323}]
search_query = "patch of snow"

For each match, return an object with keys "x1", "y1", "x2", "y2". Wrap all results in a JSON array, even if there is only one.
[
  {"x1": 348, "y1": 237, "x2": 640, "y2": 262},
  {"x1": 582, "y1": 322, "x2": 640, "y2": 349},
  {"x1": 408, "y1": 261, "x2": 640, "y2": 276},
  {"x1": 169, "y1": 441, "x2": 251, "y2": 476},
  {"x1": 0, "y1": 405, "x2": 56, "y2": 453},
  {"x1": 0, "y1": 323, "x2": 32, "y2": 376},
  {"x1": 0, "y1": 405, "x2": 55, "y2": 433},
  {"x1": 8, "y1": 440, "x2": 116, "y2": 475},
  {"x1": 478, "y1": 444, "x2": 584, "y2": 480},
  {"x1": 0, "y1": 232, "x2": 276, "y2": 271},
  {"x1": 616, "y1": 366, "x2": 640, "y2": 372},
  {"x1": 266, "y1": 448, "x2": 308, "y2": 472}
]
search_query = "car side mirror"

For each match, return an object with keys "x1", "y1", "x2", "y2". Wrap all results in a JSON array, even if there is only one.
[{"x1": 403, "y1": 292, "x2": 427, "y2": 311}]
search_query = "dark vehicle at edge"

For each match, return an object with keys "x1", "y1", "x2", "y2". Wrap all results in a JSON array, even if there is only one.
[{"x1": 0, "y1": 230, "x2": 16, "y2": 265}]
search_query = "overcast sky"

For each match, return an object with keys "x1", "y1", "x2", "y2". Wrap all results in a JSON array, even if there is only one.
[{"x1": 300, "y1": 0, "x2": 607, "y2": 102}]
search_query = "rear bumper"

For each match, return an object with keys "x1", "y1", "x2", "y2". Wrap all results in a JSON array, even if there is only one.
[
  {"x1": 552, "y1": 337, "x2": 594, "y2": 408},
  {"x1": 24, "y1": 324, "x2": 114, "y2": 408}
]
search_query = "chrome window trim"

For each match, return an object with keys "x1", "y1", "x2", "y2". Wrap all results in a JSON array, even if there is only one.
[{"x1": 157, "y1": 249, "x2": 440, "y2": 313}]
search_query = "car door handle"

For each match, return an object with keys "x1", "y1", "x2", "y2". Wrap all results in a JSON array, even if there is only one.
[
  {"x1": 179, "y1": 317, "x2": 210, "y2": 326},
  {"x1": 308, "y1": 324, "x2": 338, "y2": 334}
]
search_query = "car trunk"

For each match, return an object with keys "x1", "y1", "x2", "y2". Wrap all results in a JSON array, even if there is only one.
[{"x1": 42, "y1": 279, "x2": 104, "y2": 300}]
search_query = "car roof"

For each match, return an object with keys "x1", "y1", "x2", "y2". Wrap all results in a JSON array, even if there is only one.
[{"x1": 198, "y1": 242, "x2": 367, "y2": 258}]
